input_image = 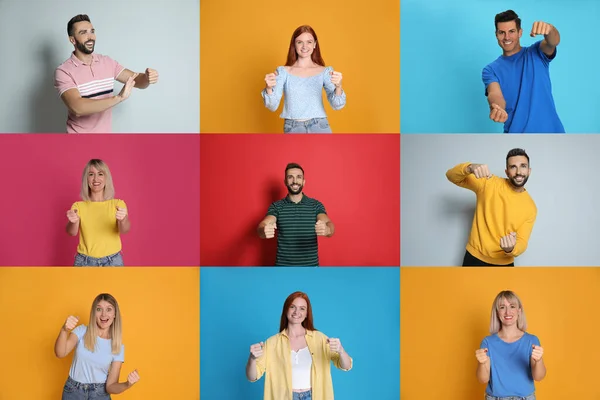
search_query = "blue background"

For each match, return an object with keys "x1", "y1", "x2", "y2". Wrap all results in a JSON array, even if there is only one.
[
  {"x1": 200, "y1": 267, "x2": 400, "y2": 400},
  {"x1": 401, "y1": 0, "x2": 600, "y2": 133}
]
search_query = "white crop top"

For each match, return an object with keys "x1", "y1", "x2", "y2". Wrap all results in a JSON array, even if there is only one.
[{"x1": 291, "y1": 346, "x2": 312, "y2": 389}]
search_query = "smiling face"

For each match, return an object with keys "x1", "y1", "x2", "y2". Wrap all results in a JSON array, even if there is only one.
[
  {"x1": 70, "y1": 20, "x2": 96, "y2": 54},
  {"x1": 294, "y1": 32, "x2": 316, "y2": 60},
  {"x1": 496, "y1": 20, "x2": 522, "y2": 55},
  {"x1": 497, "y1": 296, "x2": 521, "y2": 327},
  {"x1": 287, "y1": 296, "x2": 308, "y2": 325},
  {"x1": 505, "y1": 155, "x2": 530, "y2": 188},
  {"x1": 87, "y1": 166, "x2": 106, "y2": 194},
  {"x1": 94, "y1": 300, "x2": 116, "y2": 330},
  {"x1": 285, "y1": 167, "x2": 304, "y2": 195}
]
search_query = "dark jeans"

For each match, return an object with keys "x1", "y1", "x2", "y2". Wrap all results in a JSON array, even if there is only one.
[
  {"x1": 462, "y1": 250, "x2": 514, "y2": 267},
  {"x1": 62, "y1": 376, "x2": 111, "y2": 400}
]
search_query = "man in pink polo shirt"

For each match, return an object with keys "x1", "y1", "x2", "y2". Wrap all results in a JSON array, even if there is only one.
[{"x1": 54, "y1": 14, "x2": 159, "y2": 133}]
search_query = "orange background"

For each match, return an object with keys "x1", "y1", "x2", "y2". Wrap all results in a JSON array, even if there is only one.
[
  {"x1": 200, "y1": 0, "x2": 400, "y2": 133},
  {"x1": 400, "y1": 267, "x2": 600, "y2": 399},
  {"x1": 0, "y1": 268, "x2": 199, "y2": 399}
]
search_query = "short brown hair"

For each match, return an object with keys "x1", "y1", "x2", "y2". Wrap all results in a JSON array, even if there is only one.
[{"x1": 68, "y1": 14, "x2": 91, "y2": 36}]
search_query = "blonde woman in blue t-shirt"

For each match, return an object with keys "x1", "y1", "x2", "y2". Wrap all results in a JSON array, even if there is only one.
[
  {"x1": 66, "y1": 159, "x2": 130, "y2": 267},
  {"x1": 261, "y1": 25, "x2": 346, "y2": 134},
  {"x1": 54, "y1": 293, "x2": 140, "y2": 399},
  {"x1": 475, "y1": 290, "x2": 546, "y2": 400}
]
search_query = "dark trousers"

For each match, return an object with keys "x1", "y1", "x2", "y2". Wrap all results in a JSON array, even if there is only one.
[{"x1": 462, "y1": 250, "x2": 514, "y2": 267}]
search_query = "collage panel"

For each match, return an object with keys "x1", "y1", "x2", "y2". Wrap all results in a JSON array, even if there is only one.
[
  {"x1": 200, "y1": 267, "x2": 400, "y2": 400},
  {"x1": 200, "y1": 0, "x2": 399, "y2": 133},
  {"x1": 0, "y1": 134, "x2": 199, "y2": 266},
  {"x1": 200, "y1": 134, "x2": 400, "y2": 266},
  {"x1": 400, "y1": 267, "x2": 600, "y2": 399},
  {"x1": 401, "y1": 134, "x2": 600, "y2": 266},
  {"x1": 401, "y1": 0, "x2": 600, "y2": 133},
  {"x1": 0, "y1": 267, "x2": 200, "y2": 399},
  {"x1": 0, "y1": 0, "x2": 199, "y2": 134}
]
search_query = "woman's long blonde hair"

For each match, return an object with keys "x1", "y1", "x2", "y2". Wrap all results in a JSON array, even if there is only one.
[
  {"x1": 83, "y1": 293, "x2": 123, "y2": 354},
  {"x1": 80, "y1": 159, "x2": 115, "y2": 201},
  {"x1": 489, "y1": 290, "x2": 527, "y2": 334}
]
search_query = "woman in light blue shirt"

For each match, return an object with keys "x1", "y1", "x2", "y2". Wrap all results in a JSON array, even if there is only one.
[
  {"x1": 54, "y1": 293, "x2": 140, "y2": 399},
  {"x1": 475, "y1": 290, "x2": 546, "y2": 400},
  {"x1": 262, "y1": 25, "x2": 346, "y2": 133}
]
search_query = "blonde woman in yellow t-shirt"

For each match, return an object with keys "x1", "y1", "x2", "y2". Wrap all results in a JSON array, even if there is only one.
[
  {"x1": 246, "y1": 291, "x2": 353, "y2": 400},
  {"x1": 66, "y1": 159, "x2": 130, "y2": 266}
]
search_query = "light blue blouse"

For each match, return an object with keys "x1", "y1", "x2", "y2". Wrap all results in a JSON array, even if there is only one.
[{"x1": 261, "y1": 66, "x2": 346, "y2": 120}]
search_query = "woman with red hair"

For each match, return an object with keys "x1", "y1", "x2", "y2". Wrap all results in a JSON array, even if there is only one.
[
  {"x1": 261, "y1": 25, "x2": 346, "y2": 134},
  {"x1": 246, "y1": 291, "x2": 352, "y2": 400}
]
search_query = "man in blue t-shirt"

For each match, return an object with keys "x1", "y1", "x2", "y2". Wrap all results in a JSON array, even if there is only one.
[{"x1": 482, "y1": 10, "x2": 565, "y2": 134}]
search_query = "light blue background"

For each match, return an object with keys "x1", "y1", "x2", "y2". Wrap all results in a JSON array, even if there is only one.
[
  {"x1": 401, "y1": 0, "x2": 600, "y2": 133},
  {"x1": 200, "y1": 267, "x2": 400, "y2": 400}
]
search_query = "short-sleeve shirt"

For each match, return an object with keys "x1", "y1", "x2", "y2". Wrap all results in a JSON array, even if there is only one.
[
  {"x1": 68, "y1": 324, "x2": 125, "y2": 384},
  {"x1": 267, "y1": 194, "x2": 326, "y2": 266},
  {"x1": 71, "y1": 199, "x2": 126, "y2": 257},
  {"x1": 481, "y1": 332, "x2": 541, "y2": 397},
  {"x1": 482, "y1": 41, "x2": 564, "y2": 133},
  {"x1": 54, "y1": 53, "x2": 125, "y2": 133}
]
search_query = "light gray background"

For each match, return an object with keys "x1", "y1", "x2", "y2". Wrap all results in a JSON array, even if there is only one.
[
  {"x1": 401, "y1": 134, "x2": 599, "y2": 266},
  {"x1": 0, "y1": 0, "x2": 199, "y2": 133}
]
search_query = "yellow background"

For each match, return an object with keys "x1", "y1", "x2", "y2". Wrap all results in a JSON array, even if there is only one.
[
  {"x1": 200, "y1": 0, "x2": 400, "y2": 133},
  {"x1": 0, "y1": 268, "x2": 199, "y2": 399},
  {"x1": 400, "y1": 267, "x2": 600, "y2": 399}
]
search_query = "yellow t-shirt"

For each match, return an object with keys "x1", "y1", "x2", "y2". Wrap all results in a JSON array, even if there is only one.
[
  {"x1": 71, "y1": 199, "x2": 127, "y2": 258},
  {"x1": 446, "y1": 163, "x2": 537, "y2": 265},
  {"x1": 251, "y1": 330, "x2": 353, "y2": 400}
]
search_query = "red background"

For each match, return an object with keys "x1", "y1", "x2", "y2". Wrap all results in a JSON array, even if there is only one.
[
  {"x1": 0, "y1": 134, "x2": 199, "y2": 266},
  {"x1": 200, "y1": 134, "x2": 400, "y2": 266}
]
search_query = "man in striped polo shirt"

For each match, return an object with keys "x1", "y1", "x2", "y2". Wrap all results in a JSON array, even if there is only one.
[
  {"x1": 54, "y1": 14, "x2": 159, "y2": 133},
  {"x1": 257, "y1": 163, "x2": 335, "y2": 266}
]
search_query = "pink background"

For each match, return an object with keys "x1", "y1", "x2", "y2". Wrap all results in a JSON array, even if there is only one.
[{"x1": 0, "y1": 135, "x2": 199, "y2": 266}]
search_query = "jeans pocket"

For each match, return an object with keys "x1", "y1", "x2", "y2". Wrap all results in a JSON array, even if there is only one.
[
  {"x1": 317, "y1": 119, "x2": 330, "y2": 129},
  {"x1": 62, "y1": 380, "x2": 76, "y2": 394},
  {"x1": 283, "y1": 120, "x2": 293, "y2": 133}
]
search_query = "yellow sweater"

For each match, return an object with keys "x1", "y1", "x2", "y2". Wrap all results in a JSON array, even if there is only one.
[
  {"x1": 446, "y1": 163, "x2": 537, "y2": 265},
  {"x1": 71, "y1": 199, "x2": 126, "y2": 258},
  {"x1": 251, "y1": 330, "x2": 353, "y2": 400}
]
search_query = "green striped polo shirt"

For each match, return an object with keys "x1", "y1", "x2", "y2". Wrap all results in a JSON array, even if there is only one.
[{"x1": 267, "y1": 194, "x2": 327, "y2": 266}]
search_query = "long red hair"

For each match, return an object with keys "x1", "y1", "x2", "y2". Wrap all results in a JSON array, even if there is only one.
[
  {"x1": 285, "y1": 25, "x2": 325, "y2": 67},
  {"x1": 279, "y1": 291, "x2": 316, "y2": 332}
]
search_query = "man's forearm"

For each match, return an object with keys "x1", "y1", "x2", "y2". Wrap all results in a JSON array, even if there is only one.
[
  {"x1": 326, "y1": 221, "x2": 335, "y2": 237},
  {"x1": 71, "y1": 96, "x2": 122, "y2": 116},
  {"x1": 545, "y1": 26, "x2": 560, "y2": 47},
  {"x1": 134, "y1": 73, "x2": 150, "y2": 89},
  {"x1": 487, "y1": 93, "x2": 506, "y2": 110}
]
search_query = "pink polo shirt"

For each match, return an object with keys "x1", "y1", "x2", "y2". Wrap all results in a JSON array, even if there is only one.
[{"x1": 54, "y1": 53, "x2": 125, "y2": 133}]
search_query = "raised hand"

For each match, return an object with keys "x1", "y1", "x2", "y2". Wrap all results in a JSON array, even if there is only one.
[
  {"x1": 145, "y1": 68, "x2": 159, "y2": 84},
  {"x1": 265, "y1": 71, "x2": 278, "y2": 90},
  {"x1": 127, "y1": 369, "x2": 140, "y2": 386},
  {"x1": 500, "y1": 232, "x2": 517, "y2": 253},
  {"x1": 475, "y1": 348, "x2": 490, "y2": 364},
  {"x1": 67, "y1": 209, "x2": 80, "y2": 224},
  {"x1": 330, "y1": 71, "x2": 343, "y2": 88},
  {"x1": 263, "y1": 221, "x2": 277, "y2": 239},
  {"x1": 315, "y1": 220, "x2": 329, "y2": 236},
  {"x1": 468, "y1": 164, "x2": 492, "y2": 179},
  {"x1": 530, "y1": 21, "x2": 553, "y2": 37},
  {"x1": 118, "y1": 74, "x2": 138, "y2": 101},
  {"x1": 116, "y1": 207, "x2": 128, "y2": 221},
  {"x1": 532, "y1": 345, "x2": 544, "y2": 361},
  {"x1": 63, "y1": 315, "x2": 79, "y2": 332},
  {"x1": 327, "y1": 338, "x2": 343, "y2": 353},
  {"x1": 250, "y1": 342, "x2": 264, "y2": 359}
]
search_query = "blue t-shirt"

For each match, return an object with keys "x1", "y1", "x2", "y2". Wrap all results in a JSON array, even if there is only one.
[
  {"x1": 481, "y1": 332, "x2": 540, "y2": 397},
  {"x1": 482, "y1": 41, "x2": 565, "y2": 133},
  {"x1": 68, "y1": 325, "x2": 125, "y2": 384}
]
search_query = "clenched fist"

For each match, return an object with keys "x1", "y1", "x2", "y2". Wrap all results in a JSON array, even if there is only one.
[
  {"x1": 315, "y1": 220, "x2": 329, "y2": 236},
  {"x1": 489, "y1": 103, "x2": 508, "y2": 123},
  {"x1": 250, "y1": 342, "x2": 264, "y2": 359},
  {"x1": 127, "y1": 369, "x2": 141, "y2": 386},
  {"x1": 265, "y1": 71, "x2": 278, "y2": 90},
  {"x1": 145, "y1": 68, "x2": 159, "y2": 84},
  {"x1": 263, "y1": 221, "x2": 277, "y2": 239},
  {"x1": 500, "y1": 232, "x2": 517, "y2": 253},
  {"x1": 468, "y1": 164, "x2": 492, "y2": 179},
  {"x1": 327, "y1": 338, "x2": 344, "y2": 353},
  {"x1": 475, "y1": 348, "x2": 489, "y2": 364},
  {"x1": 63, "y1": 315, "x2": 79, "y2": 332},
  {"x1": 531, "y1": 345, "x2": 544, "y2": 362},
  {"x1": 530, "y1": 21, "x2": 553, "y2": 37},
  {"x1": 67, "y1": 209, "x2": 80, "y2": 224},
  {"x1": 330, "y1": 71, "x2": 343, "y2": 88},
  {"x1": 116, "y1": 207, "x2": 128, "y2": 221}
]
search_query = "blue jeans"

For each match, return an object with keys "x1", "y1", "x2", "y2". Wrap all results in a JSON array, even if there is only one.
[
  {"x1": 293, "y1": 390, "x2": 312, "y2": 400},
  {"x1": 74, "y1": 252, "x2": 124, "y2": 267},
  {"x1": 284, "y1": 118, "x2": 332, "y2": 133},
  {"x1": 62, "y1": 376, "x2": 111, "y2": 400},
  {"x1": 486, "y1": 394, "x2": 535, "y2": 400}
]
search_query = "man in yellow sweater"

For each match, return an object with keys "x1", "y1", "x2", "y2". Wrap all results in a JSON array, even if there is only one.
[{"x1": 446, "y1": 148, "x2": 537, "y2": 266}]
